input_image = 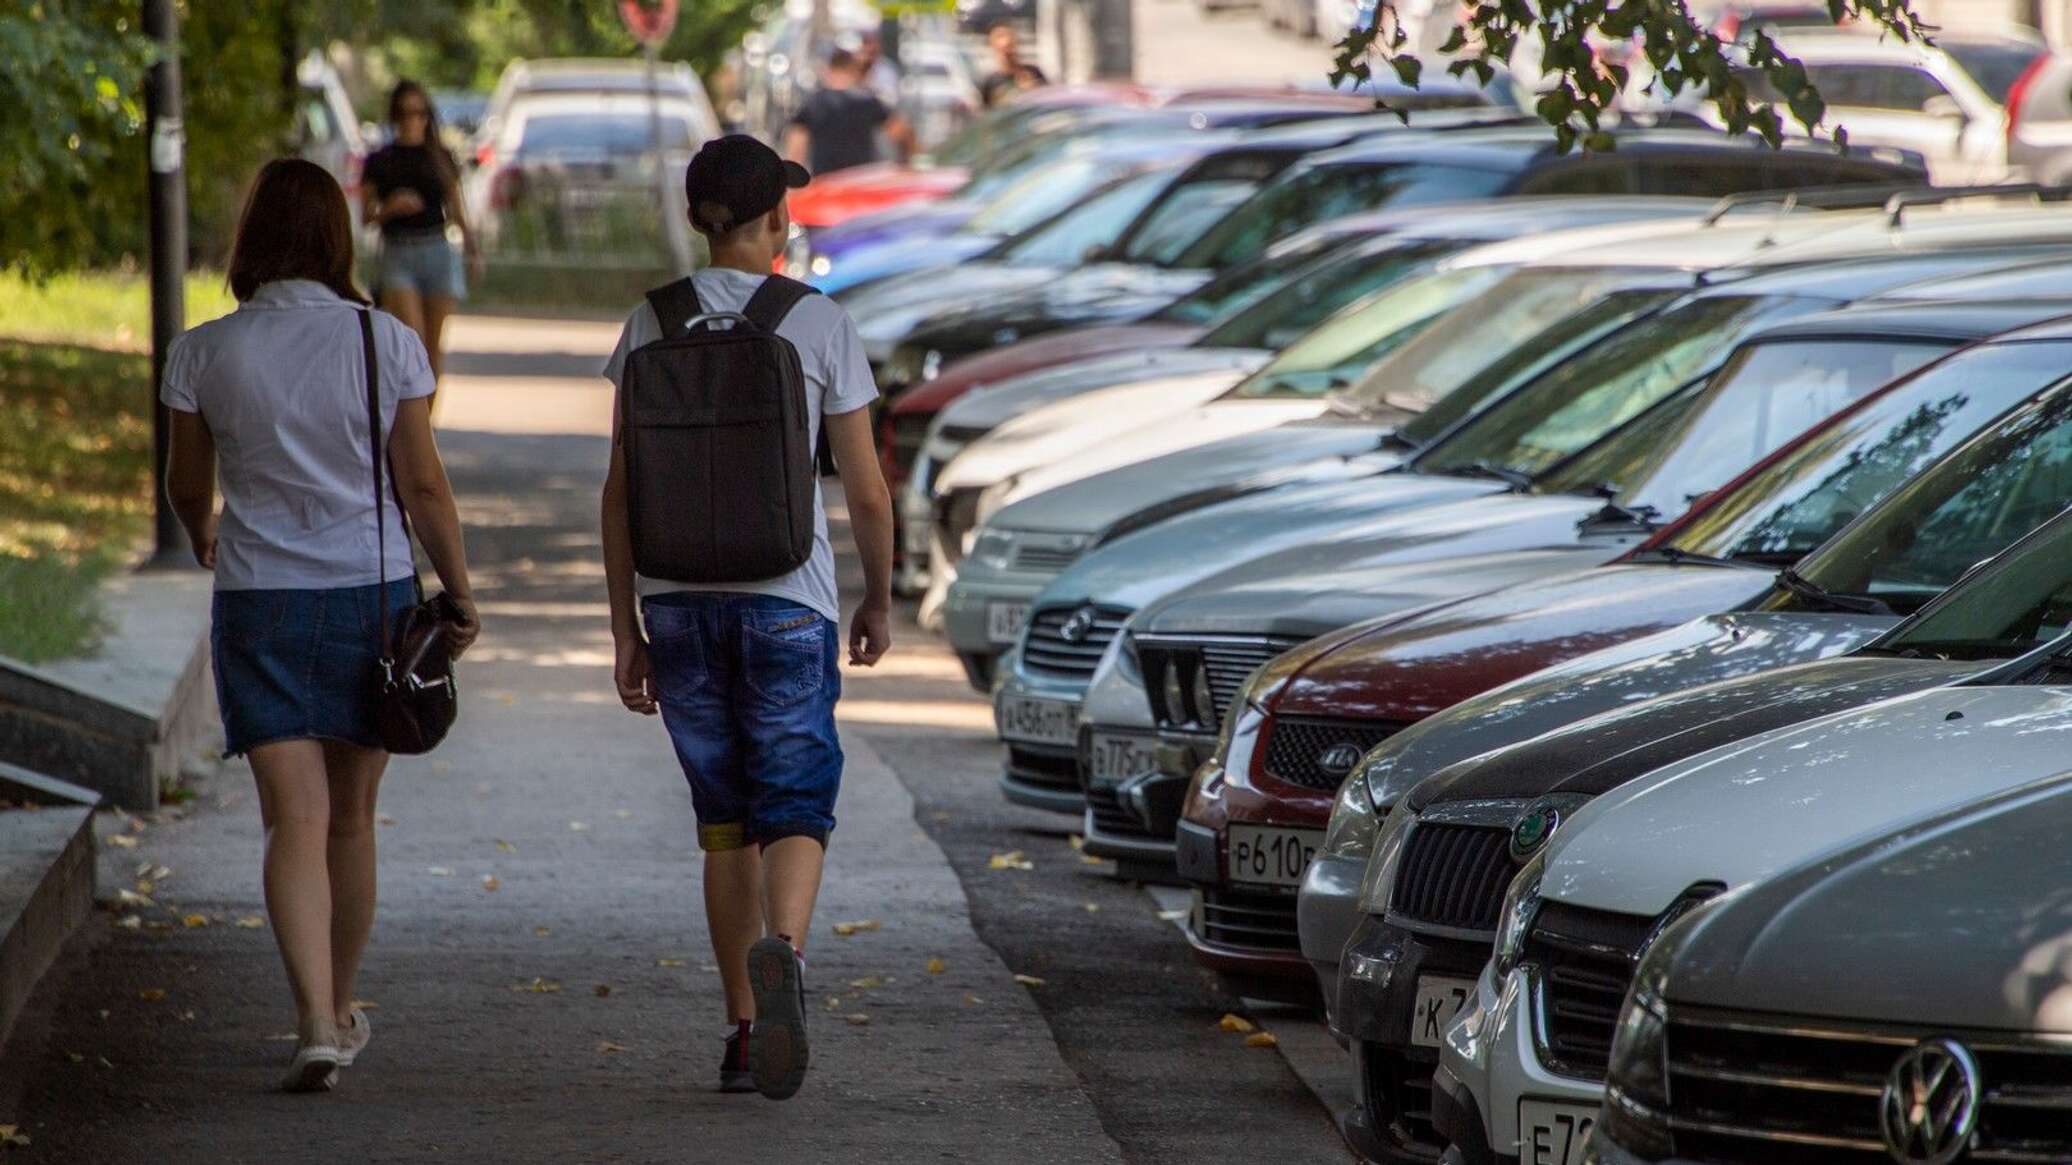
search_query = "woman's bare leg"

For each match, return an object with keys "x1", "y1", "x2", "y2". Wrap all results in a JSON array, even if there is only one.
[
  {"x1": 421, "y1": 294, "x2": 456, "y2": 385},
  {"x1": 322, "y1": 740, "x2": 389, "y2": 1029},
  {"x1": 248, "y1": 739, "x2": 339, "y2": 1047}
]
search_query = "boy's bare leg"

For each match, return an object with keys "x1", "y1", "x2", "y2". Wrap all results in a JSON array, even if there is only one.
[{"x1": 704, "y1": 846, "x2": 764, "y2": 1022}]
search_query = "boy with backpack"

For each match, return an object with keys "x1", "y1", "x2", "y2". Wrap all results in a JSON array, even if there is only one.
[{"x1": 600, "y1": 135, "x2": 894, "y2": 1100}]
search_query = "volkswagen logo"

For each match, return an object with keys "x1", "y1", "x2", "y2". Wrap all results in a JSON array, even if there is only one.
[
  {"x1": 1058, "y1": 607, "x2": 1099, "y2": 644},
  {"x1": 1316, "y1": 742, "x2": 1365, "y2": 779},
  {"x1": 1879, "y1": 1038, "x2": 1981, "y2": 1165}
]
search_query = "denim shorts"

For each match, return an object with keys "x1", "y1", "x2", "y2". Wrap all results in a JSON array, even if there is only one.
[
  {"x1": 642, "y1": 592, "x2": 843, "y2": 851},
  {"x1": 378, "y1": 231, "x2": 466, "y2": 300},
  {"x1": 211, "y1": 579, "x2": 417, "y2": 757}
]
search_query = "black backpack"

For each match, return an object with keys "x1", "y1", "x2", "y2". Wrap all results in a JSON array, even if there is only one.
[{"x1": 619, "y1": 274, "x2": 819, "y2": 583}]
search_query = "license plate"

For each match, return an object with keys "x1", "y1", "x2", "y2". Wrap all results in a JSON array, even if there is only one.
[
  {"x1": 1409, "y1": 975, "x2": 1475, "y2": 1049},
  {"x1": 1085, "y1": 731, "x2": 1157, "y2": 785},
  {"x1": 987, "y1": 601, "x2": 1030, "y2": 644},
  {"x1": 1225, "y1": 825, "x2": 1320, "y2": 888},
  {"x1": 1518, "y1": 1100, "x2": 1598, "y2": 1165},
  {"x1": 997, "y1": 694, "x2": 1075, "y2": 746}
]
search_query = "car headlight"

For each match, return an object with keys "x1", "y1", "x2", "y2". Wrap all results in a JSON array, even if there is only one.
[
  {"x1": 1355, "y1": 806, "x2": 1417, "y2": 914},
  {"x1": 1604, "y1": 952, "x2": 1675, "y2": 1156},
  {"x1": 1321, "y1": 767, "x2": 1379, "y2": 861},
  {"x1": 920, "y1": 348, "x2": 943, "y2": 383},
  {"x1": 809, "y1": 255, "x2": 831, "y2": 277},
  {"x1": 1491, "y1": 850, "x2": 1546, "y2": 979},
  {"x1": 968, "y1": 527, "x2": 1018, "y2": 574}
]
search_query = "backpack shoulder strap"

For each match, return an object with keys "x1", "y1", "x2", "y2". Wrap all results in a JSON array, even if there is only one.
[
  {"x1": 643, "y1": 277, "x2": 704, "y2": 340},
  {"x1": 741, "y1": 275, "x2": 820, "y2": 335}
]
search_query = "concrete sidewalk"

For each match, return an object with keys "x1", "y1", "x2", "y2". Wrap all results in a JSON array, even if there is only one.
[{"x1": 3, "y1": 328, "x2": 1120, "y2": 1162}]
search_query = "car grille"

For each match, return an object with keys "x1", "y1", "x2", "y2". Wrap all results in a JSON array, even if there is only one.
[
  {"x1": 1004, "y1": 746, "x2": 1079, "y2": 794},
  {"x1": 1011, "y1": 543, "x2": 1083, "y2": 573},
  {"x1": 1389, "y1": 822, "x2": 1515, "y2": 934},
  {"x1": 1194, "y1": 887, "x2": 1301, "y2": 952},
  {"x1": 1021, "y1": 605, "x2": 1129, "y2": 681},
  {"x1": 1084, "y1": 783, "x2": 1156, "y2": 840},
  {"x1": 1261, "y1": 717, "x2": 1402, "y2": 791},
  {"x1": 1659, "y1": 1009, "x2": 2072, "y2": 1163},
  {"x1": 1526, "y1": 902, "x2": 1654, "y2": 1081},
  {"x1": 1360, "y1": 1044, "x2": 1443, "y2": 1153},
  {"x1": 1136, "y1": 635, "x2": 1303, "y2": 733}
]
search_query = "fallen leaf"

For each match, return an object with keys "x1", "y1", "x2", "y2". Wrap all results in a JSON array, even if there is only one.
[
  {"x1": 66, "y1": 1052, "x2": 84, "y2": 1064},
  {"x1": 138, "y1": 988, "x2": 167, "y2": 1002},
  {"x1": 567, "y1": 821, "x2": 590, "y2": 832},
  {"x1": 964, "y1": 994, "x2": 983, "y2": 1005},
  {"x1": 114, "y1": 916, "x2": 141, "y2": 931},
  {"x1": 495, "y1": 839, "x2": 517, "y2": 854},
  {"x1": 1081, "y1": 853, "x2": 1109, "y2": 866},
  {"x1": 134, "y1": 861, "x2": 153, "y2": 878},
  {"x1": 825, "y1": 996, "x2": 843, "y2": 1011},
  {"x1": 847, "y1": 976, "x2": 884, "y2": 990},
  {"x1": 1245, "y1": 1032, "x2": 1279, "y2": 1049},
  {"x1": 427, "y1": 867, "x2": 454, "y2": 877},
  {"x1": 1157, "y1": 908, "x2": 1187, "y2": 922},
  {"x1": 987, "y1": 851, "x2": 1034, "y2": 871},
  {"x1": 95, "y1": 1056, "x2": 113, "y2": 1069},
  {"x1": 0, "y1": 1125, "x2": 29, "y2": 1147},
  {"x1": 1082, "y1": 902, "x2": 1101, "y2": 913},
  {"x1": 176, "y1": 1009, "x2": 195, "y2": 1022},
  {"x1": 235, "y1": 916, "x2": 264, "y2": 929},
  {"x1": 114, "y1": 888, "x2": 153, "y2": 909},
  {"x1": 594, "y1": 984, "x2": 612, "y2": 998},
  {"x1": 1219, "y1": 1013, "x2": 1257, "y2": 1034},
  {"x1": 925, "y1": 957, "x2": 946, "y2": 975},
  {"x1": 597, "y1": 1040, "x2": 628, "y2": 1054},
  {"x1": 1068, "y1": 835, "x2": 1086, "y2": 851},
  {"x1": 377, "y1": 815, "x2": 397, "y2": 827},
  {"x1": 656, "y1": 958, "x2": 688, "y2": 968},
  {"x1": 481, "y1": 875, "x2": 501, "y2": 892},
  {"x1": 134, "y1": 879, "x2": 154, "y2": 895},
  {"x1": 181, "y1": 914, "x2": 208, "y2": 928},
  {"x1": 845, "y1": 1013, "x2": 871, "y2": 1026},
  {"x1": 511, "y1": 978, "x2": 562, "y2": 994},
  {"x1": 1012, "y1": 974, "x2": 1046, "y2": 988},
  {"x1": 145, "y1": 921, "x2": 172, "y2": 931},
  {"x1": 105, "y1": 834, "x2": 138, "y2": 849},
  {"x1": 96, "y1": 1010, "x2": 109, "y2": 1021},
  {"x1": 151, "y1": 865, "x2": 171, "y2": 880},
  {"x1": 832, "y1": 919, "x2": 881, "y2": 937},
  {"x1": 533, "y1": 926, "x2": 551, "y2": 938}
]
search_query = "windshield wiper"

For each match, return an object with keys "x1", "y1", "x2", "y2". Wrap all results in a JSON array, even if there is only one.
[
  {"x1": 1448, "y1": 460, "x2": 1534, "y2": 489},
  {"x1": 1635, "y1": 545, "x2": 1746, "y2": 569},
  {"x1": 1775, "y1": 568, "x2": 1896, "y2": 616}
]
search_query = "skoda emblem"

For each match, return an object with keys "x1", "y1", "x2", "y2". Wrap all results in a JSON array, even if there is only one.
[
  {"x1": 1058, "y1": 607, "x2": 1098, "y2": 644},
  {"x1": 1510, "y1": 803, "x2": 1562, "y2": 860},
  {"x1": 1879, "y1": 1038, "x2": 1981, "y2": 1165},
  {"x1": 1317, "y1": 743, "x2": 1364, "y2": 779}
]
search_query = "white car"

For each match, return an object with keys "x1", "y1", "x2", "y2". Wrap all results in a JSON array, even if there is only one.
[{"x1": 1428, "y1": 512, "x2": 2072, "y2": 1162}]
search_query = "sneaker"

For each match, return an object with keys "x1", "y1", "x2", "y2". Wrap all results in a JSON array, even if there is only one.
[
  {"x1": 747, "y1": 937, "x2": 809, "y2": 1100},
  {"x1": 336, "y1": 1008, "x2": 372, "y2": 1068},
  {"x1": 281, "y1": 1043, "x2": 340, "y2": 1093},
  {"x1": 718, "y1": 1023, "x2": 755, "y2": 1093}
]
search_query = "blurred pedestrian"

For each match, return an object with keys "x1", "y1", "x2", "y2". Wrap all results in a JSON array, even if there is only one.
[
  {"x1": 784, "y1": 48, "x2": 915, "y2": 175},
  {"x1": 361, "y1": 79, "x2": 480, "y2": 394},
  {"x1": 852, "y1": 29, "x2": 902, "y2": 105},
  {"x1": 979, "y1": 22, "x2": 1047, "y2": 106},
  {"x1": 162, "y1": 158, "x2": 480, "y2": 1093},
  {"x1": 600, "y1": 135, "x2": 895, "y2": 1100}
]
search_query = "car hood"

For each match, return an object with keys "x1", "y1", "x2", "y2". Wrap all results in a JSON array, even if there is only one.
[
  {"x1": 990, "y1": 420, "x2": 1396, "y2": 535},
  {"x1": 1543, "y1": 685, "x2": 2072, "y2": 920},
  {"x1": 810, "y1": 202, "x2": 975, "y2": 258},
  {"x1": 840, "y1": 263, "x2": 1059, "y2": 354},
  {"x1": 1665, "y1": 773, "x2": 2072, "y2": 1033},
  {"x1": 893, "y1": 323, "x2": 1206, "y2": 415},
  {"x1": 937, "y1": 383, "x2": 1301, "y2": 494},
  {"x1": 816, "y1": 232, "x2": 997, "y2": 297},
  {"x1": 1273, "y1": 562, "x2": 1787, "y2": 722},
  {"x1": 902, "y1": 263, "x2": 1214, "y2": 349},
  {"x1": 925, "y1": 345, "x2": 1252, "y2": 433},
  {"x1": 1405, "y1": 653, "x2": 1972, "y2": 813},
  {"x1": 1364, "y1": 609, "x2": 1895, "y2": 808},
  {"x1": 1031, "y1": 474, "x2": 1503, "y2": 612}
]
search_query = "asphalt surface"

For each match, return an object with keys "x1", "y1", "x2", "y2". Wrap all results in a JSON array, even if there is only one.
[{"x1": 2, "y1": 313, "x2": 1345, "y2": 1162}]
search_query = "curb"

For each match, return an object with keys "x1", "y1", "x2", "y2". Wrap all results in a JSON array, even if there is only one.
[{"x1": 0, "y1": 763, "x2": 98, "y2": 1055}]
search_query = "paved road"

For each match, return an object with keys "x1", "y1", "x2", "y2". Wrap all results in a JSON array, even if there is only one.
[{"x1": 5, "y1": 313, "x2": 1344, "y2": 1162}]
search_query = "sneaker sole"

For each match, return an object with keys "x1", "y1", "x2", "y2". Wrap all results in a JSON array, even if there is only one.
[
  {"x1": 718, "y1": 1069, "x2": 757, "y2": 1094},
  {"x1": 283, "y1": 1056, "x2": 339, "y2": 1093},
  {"x1": 747, "y1": 938, "x2": 808, "y2": 1100}
]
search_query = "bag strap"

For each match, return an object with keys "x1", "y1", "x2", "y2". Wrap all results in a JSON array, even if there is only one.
[
  {"x1": 361, "y1": 309, "x2": 422, "y2": 666},
  {"x1": 740, "y1": 274, "x2": 819, "y2": 334},
  {"x1": 644, "y1": 276, "x2": 704, "y2": 338}
]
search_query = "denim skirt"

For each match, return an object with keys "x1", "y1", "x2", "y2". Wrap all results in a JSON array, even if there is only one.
[
  {"x1": 211, "y1": 579, "x2": 417, "y2": 757},
  {"x1": 377, "y1": 230, "x2": 466, "y2": 300}
]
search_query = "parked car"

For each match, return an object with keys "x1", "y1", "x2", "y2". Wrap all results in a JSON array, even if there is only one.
[
  {"x1": 474, "y1": 57, "x2": 721, "y2": 168},
  {"x1": 293, "y1": 52, "x2": 365, "y2": 228},
  {"x1": 1432, "y1": 474, "x2": 2072, "y2": 1162},
  {"x1": 1594, "y1": 751, "x2": 2072, "y2": 1164}
]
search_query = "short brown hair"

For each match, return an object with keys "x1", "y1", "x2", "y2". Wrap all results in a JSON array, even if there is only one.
[{"x1": 226, "y1": 158, "x2": 367, "y2": 304}]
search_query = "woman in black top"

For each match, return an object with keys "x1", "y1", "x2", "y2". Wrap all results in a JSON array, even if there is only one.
[{"x1": 361, "y1": 80, "x2": 478, "y2": 392}]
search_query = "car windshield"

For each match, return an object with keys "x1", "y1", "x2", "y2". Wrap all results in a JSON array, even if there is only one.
[
  {"x1": 1172, "y1": 161, "x2": 1520, "y2": 270},
  {"x1": 1118, "y1": 177, "x2": 1264, "y2": 266},
  {"x1": 1875, "y1": 510, "x2": 2072, "y2": 660},
  {"x1": 996, "y1": 171, "x2": 1169, "y2": 268},
  {"x1": 1150, "y1": 231, "x2": 1365, "y2": 327},
  {"x1": 1347, "y1": 269, "x2": 1660, "y2": 420},
  {"x1": 1198, "y1": 241, "x2": 1461, "y2": 348},
  {"x1": 965, "y1": 155, "x2": 1161, "y2": 237},
  {"x1": 1412, "y1": 294, "x2": 1808, "y2": 480},
  {"x1": 1944, "y1": 41, "x2": 2046, "y2": 103},
  {"x1": 1219, "y1": 265, "x2": 1508, "y2": 400},
  {"x1": 517, "y1": 112, "x2": 694, "y2": 155},
  {"x1": 1541, "y1": 338, "x2": 1956, "y2": 513}
]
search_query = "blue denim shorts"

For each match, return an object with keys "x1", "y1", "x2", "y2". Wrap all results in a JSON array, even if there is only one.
[
  {"x1": 378, "y1": 231, "x2": 466, "y2": 299},
  {"x1": 211, "y1": 579, "x2": 417, "y2": 757},
  {"x1": 642, "y1": 592, "x2": 843, "y2": 851}
]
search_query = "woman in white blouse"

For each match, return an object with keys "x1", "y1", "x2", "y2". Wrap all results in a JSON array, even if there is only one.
[{"x1": 163, "y1": 158, "x2": 480, "y2": 1092}]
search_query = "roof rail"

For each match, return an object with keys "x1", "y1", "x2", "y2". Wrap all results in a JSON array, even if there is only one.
[
  {"x1": 1702, "y1": 182, "x2": 1936, "y2": 226},
  {"x1": 1883, "y1": 182, "x2": 2072, "y2": 227}
]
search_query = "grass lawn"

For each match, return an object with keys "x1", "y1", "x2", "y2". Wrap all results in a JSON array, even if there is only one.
[{"x1": 0, "y1": 270, "x2": 236, "y2": 352}]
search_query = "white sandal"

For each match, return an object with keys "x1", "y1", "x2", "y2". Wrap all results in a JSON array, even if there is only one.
[
  {"x1": 336, "y1": 1008, "x2": 372, "y2": 1068},
  {"x1": 281, "y1": 1043, "x2": 340, "y2": 1093}
]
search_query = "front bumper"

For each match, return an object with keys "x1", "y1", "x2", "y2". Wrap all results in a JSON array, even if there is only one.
[
  {"x1": 1439, "y1": 964, "x2": 1605, "y2": 1165},
  {"x1": 993, "y1": 667, "x2": 1092, "y2": 816},
  {"x1": 1297, "y1": 852, "x2": 1366, "y2": 1012},
  {"x1": 1173, "y1": 817, "x2": 1313, "y2": 987},
  {"x1": 1335, "y1": 914, "x2": 1493, "y2": 1163},
  {"x1": 942, "y1": 568, "x2": 1059, "y2": 659},
  {"x1": 1079, "y1": 729, "x2": 1200, "y2": 868}
]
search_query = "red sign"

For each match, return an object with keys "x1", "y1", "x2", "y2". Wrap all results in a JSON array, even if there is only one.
[{"x1": 619, "y1": 0, "x2": 678, "y2": 45}]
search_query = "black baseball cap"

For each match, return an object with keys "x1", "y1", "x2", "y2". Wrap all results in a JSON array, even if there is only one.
[{"x1": 684, "y1": 135, "x2": 810, "y2": 235}]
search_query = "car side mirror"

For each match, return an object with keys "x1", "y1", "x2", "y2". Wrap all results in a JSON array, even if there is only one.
[{"x1": 1921, "y1": 95, "x2": 1967, "y2": 122}]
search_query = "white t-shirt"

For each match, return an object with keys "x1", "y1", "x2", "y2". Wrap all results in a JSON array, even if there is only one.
[
  {"x1": 602, "y1": 268, "x2": 880, "y2": 621},
  {"x1": 159, "y1": 280, "x2": 437, "y2": 591}
]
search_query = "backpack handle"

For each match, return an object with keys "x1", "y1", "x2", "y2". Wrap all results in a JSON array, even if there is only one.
[{"x1": 681, "y1": 311, "x2": 753, "y2": 333}]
